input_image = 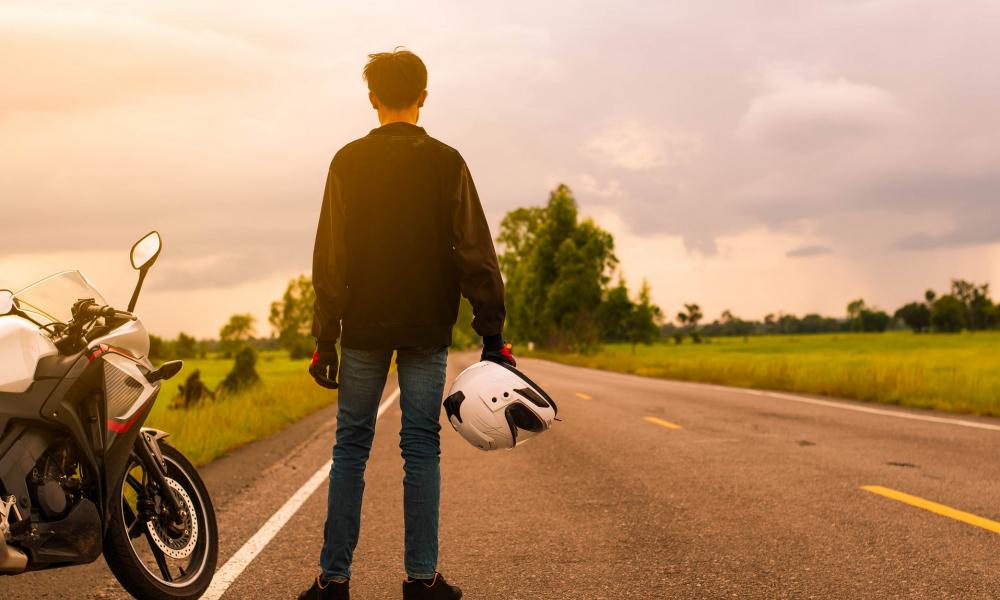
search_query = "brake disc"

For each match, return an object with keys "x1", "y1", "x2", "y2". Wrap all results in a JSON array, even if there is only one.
[{"x1": 146, "y1": 478, "x2": 199, "y2": 560}]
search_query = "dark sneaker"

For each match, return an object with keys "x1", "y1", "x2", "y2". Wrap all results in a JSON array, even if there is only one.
[
  {"x1": 298, "y1": 574, "x2": 350, "y2": 600},
  {"x1": 402, "y1": 572, "x2": 462, "y2": 599}
]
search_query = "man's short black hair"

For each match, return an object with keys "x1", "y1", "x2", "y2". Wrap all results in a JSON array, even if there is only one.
[{"x1": 363, "y1": 48, "x2": 428, "y2": 110}]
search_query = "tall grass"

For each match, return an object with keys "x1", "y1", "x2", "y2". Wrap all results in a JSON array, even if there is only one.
[
  {"x1": 144, "y1": 351, "x2": 336, "y2": 465},
  {"x1": 529, "y1": 332, "x2": 1000, "y2": 416}
]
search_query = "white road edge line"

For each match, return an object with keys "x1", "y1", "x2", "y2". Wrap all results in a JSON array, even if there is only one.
[
  {"x1": 202, "y1": 387, "x2": 401, "y2": 600},
  {"x1": 691, "y1": 382, "x2": 1000, "y2": 433}
]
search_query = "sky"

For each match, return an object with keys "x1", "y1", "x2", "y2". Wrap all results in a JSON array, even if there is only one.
[{"x1": 2, "y1": 1, "x2": 999, "y2": 338}]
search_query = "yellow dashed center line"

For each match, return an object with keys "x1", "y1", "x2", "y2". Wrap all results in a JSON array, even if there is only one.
[
  {"x1": 644, "y1": 416, "x2": 683, "y2": 430},
  {"x1": 861, "y1": 485, "x2": 1000, "y2": 535},
  {"x1": 574, "y1": 392, "x2": 592, "y2": 400}
]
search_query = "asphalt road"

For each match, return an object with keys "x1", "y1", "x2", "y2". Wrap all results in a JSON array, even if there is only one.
[{"x1": 4, "y1": 352, "x2": 999, "y2": 599}]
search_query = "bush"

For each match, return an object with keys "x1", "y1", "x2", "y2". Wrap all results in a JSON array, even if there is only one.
[
  {"x1": 894, "y1": 302, "x2": 931, "y2": 332},
  {"x1": 858, "y1": 309, "x2": 891, "y2": 332}
]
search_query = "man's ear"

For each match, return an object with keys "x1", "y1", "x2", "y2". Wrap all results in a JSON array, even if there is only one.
[
  {"x1": 416, "y1": 89, "x2": 428, "y2": 108},
  {"x1": 369, "y1": 91, "x2": 379, "y2": 110}
]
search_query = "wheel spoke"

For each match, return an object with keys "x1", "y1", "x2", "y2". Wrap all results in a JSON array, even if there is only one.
[
  {"x1": 122, "y1": 502, "x2": 145, "y2": 538},
  {"x1": 123, "y1": 470, "x2": 151, "y2": 538},
  {"x1": 143, "y1": 530, "x2": 173, "y2": 583},
  {"x1": 125, "y1": 473, "x2": 144, "y2": 491}
]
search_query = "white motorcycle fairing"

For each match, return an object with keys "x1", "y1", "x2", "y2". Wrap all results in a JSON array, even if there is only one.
[
  {"x1": 0, "y1": 315, "x2": 58, "y2": 393},
  {"x1": 90, "y1": 317, "x2": 153, "y2": 365}
]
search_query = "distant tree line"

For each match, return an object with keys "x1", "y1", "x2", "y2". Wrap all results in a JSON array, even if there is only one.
[
  {"x1": 149, "y1": 332, "x2": 204, "y2": 360},
  {"x1": 894, "y1": 280, "x2": 997, "y2": 333},
  {"x1": 678, "y1": 279, "x2": 998, "y2": 340},
  {"x1": 149, "y1": 314, "x2": 281, "y2": 360}
]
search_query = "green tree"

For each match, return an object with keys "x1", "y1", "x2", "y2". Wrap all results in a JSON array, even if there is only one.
[
  {"x1": 597, "y1": 278, "x2": 634, "y2": 342},
  {"x1": 269, "y1": 275, "x2": 316, "y2": 359},
  {"x1": 858, "y1": 309, "x2": 891, "y2": 332},
  {"x1": 930, "y1": 294, "x2": 967, "y2": 332},
  {"x1": 846, "y1": 299, "x2": 866, "y2": 319},
  {"x1": 951, "y1": 279, "x2": 995, "y2": 331},
  {"x1": 174, "y1": 332, "x2": 198, "y2": 359},
  {"x1": 626, "y1": 280, "x2": 662, "y2": 352},
  {"x1": 846, "y1": 299, "x2": 890, "y2": 332},
  {"x1": 498, "y1": 184, "x2": 617, "y2": 351},
  {"x1": 677, "y1": 303, "x2": 703, "y2": 343},
  {"x1": 894, "y1": 302, "x2": 931, "y2": 332},
  {"x1": 763, "y1": 313, "x2": 776, "y2": 334},
  {"x1": 971, "y1": 293, "x2": 997, "y2": 330},
  {"x1": 496, "y1": 206, "x2": 545, "y2": 276},
  {"x1": 846, "y1": 299, "x2": 868, "y2": 331},
  {"x1": 219, "y1": 313, "x2": 256, "y2": 357}
]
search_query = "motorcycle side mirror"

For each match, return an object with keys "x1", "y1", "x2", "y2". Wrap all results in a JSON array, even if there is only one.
[
  {"x1": 128, "y1": 231, "x2": 162, "y2": 313},
  {"x1": 131, "y1": 231, "x2": 162, "y2": 271},
  {"x1": 0, "y1": 290, "x2": 13, "y2": 315}
]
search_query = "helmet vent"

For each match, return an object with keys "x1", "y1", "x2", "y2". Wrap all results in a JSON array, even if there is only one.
[
  {"x1": 443, "y1": 391, "x2": 465, "y2": 423},
  {"x1": 514, "y1": 387, "x2": 549, "y2": 409}
]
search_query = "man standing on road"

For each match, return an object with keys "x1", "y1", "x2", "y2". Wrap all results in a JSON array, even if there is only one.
[{"x1": 300, "y1": 49, "x2": 515, "y2": 600}]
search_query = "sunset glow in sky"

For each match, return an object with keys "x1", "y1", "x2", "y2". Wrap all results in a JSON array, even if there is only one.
[{"x1": 2, "y1": 1, "x2": 999, "y2": 338}]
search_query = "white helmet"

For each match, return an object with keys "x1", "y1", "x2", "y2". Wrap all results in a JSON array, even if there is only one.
[{"x1": 443, "y1": 361, "x2": 558, "y2": 451}]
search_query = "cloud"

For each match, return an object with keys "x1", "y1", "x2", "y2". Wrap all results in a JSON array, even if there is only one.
[
  {"x1": 572, "y1": 174, "x2": 626, "y2": 199},
  {"x1": 152, "y1": 251, "x2": 291, "y2": 291},
  {"x1": 0, "y1": 7, "x2": 269, "y2": 114},
  {"x1": 786, "y1": 244, "x2": 833, "y2": 257},
  {"x1": 738, "y1": 75, "x2": 904, "y2": 150},
  {"x1": 860, "y1": 170, "x2": 1000, "y2": 211},
  {"x1": 585, "y1": 120, "x2": 704, "y2": 170},
  {"x1": 894, "y1": 218, "x2": 1000, "y2": 251},
  {"x1": 856, "y1": 169, "x2": 1000, "y2": 250}
]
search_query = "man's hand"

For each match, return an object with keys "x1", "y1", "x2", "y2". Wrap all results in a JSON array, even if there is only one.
[
  {"x1": 309, "y1": 343, "x2": 339, "y2": 389},
  {"x1": 481, "y1": 335, "x2": 516, "y2": 367}
]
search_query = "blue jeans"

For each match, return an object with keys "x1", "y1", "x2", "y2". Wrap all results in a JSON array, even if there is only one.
[{"x1": 320, "y1": 345, "x2": 448, "y2": 580}]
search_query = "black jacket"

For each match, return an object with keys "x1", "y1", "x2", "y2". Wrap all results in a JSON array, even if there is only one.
[{"x1": 311, "y1": 122, "x2": 505, "y2": 350}]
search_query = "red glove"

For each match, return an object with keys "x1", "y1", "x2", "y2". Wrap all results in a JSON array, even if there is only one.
[
  {"x1": 482, "y1": 339, "x2": 516, "y2": 367},
  {"x1": 309, "y1": 345, "x2": 339, "y2": 389}
]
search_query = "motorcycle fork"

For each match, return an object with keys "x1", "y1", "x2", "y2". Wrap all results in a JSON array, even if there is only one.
[{"x1": 132, "y1": 432, "x2": 183, "y2": 524}]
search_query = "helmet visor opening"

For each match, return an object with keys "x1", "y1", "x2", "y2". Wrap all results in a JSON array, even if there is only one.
[{"x1": 506, "y1": 403, "x2": 545, "y2": 433}]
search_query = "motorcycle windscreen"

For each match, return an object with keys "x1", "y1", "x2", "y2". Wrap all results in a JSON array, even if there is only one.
[{"x1": 13, "y1": 271, "x2": 106, "y2": 326}]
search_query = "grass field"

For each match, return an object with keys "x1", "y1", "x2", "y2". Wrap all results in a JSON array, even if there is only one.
[
  {"x1": 528, "y1": 332, "x2": 1000, "y2": 416},
  {"x1": 144, "y1": 351, "x2": 336, "y2": 465}
]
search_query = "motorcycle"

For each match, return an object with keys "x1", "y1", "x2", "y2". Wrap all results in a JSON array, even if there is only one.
[{"x1": 0, "y1": 232, "x2": 217, "y2": 599}]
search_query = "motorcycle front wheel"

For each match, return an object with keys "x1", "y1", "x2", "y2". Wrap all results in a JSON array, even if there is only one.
[{"x1": 104, "y1": 441, "x2": 218, "y2": 600}]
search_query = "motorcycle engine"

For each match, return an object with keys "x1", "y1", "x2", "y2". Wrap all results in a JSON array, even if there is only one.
[{"x1": 29, "y1": 442, "x2": 83, "y2": 520}]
